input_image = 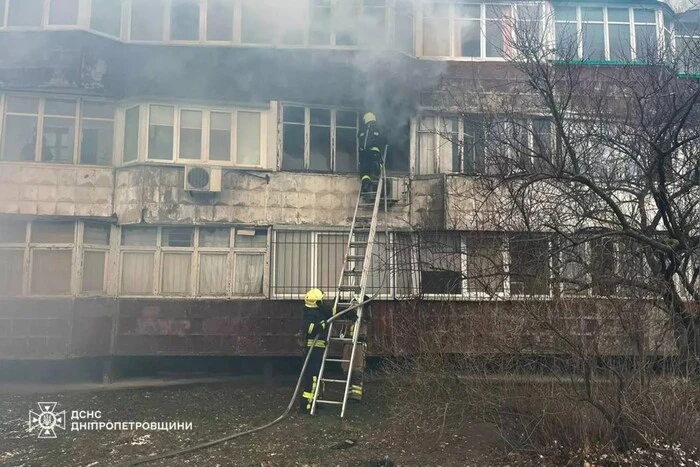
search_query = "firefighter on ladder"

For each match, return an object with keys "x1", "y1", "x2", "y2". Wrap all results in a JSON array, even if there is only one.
[
  {"x1": 340, "y1": 295, "x2": 371, "y2": 402},
  {"x1": 358, "y1": 112, "x2": 385, "y2": 200},
  {"x1": 300, "y1": 288, "x2": 334, "y2": 414}
]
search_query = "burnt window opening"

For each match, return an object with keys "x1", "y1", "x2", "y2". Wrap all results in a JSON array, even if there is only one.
[{"x1": 281, "y1": 105, "x2": 358, "y2": 174}]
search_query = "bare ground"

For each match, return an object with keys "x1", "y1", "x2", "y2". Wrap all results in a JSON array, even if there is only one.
[{"x1": 0, "y1": 381, "x2": 507, "y2": 467}]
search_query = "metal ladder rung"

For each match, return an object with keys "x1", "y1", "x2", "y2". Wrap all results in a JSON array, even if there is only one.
[
  {"x1": 330, "y1": 337, "x2": 354, "y2": 342},
  {"x1": 349, "y1": 242, "x2": 368, "y2": 248},
  {"x1": 347, "y1": 255, "x2": 365, "y2": 262},
  {"x1": 324, "y1": 358, "x2": 351, "y2": 363},
  {"x1": 342, "y1": 270, "x2": 362, "y2": 277},
  {"x1": 316, "y1": 400, "x2": 344, "y2": 405},
  {"x1": 322, "y1": 378, "x2": 349, "y2": 383}
]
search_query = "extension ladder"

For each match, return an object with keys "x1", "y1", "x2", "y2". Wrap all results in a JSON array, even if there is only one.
[{"x1": 310, "y1": 147, "x2": 388, "y2": 417}]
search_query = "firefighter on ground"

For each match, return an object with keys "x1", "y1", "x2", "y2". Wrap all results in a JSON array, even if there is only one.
[
  {"x1": 300, "y1": 288, "x2": 334, "y2": 414},
  {"x1": 358, "y1": 112, "x2": 385, "y2": 198},
  {"x1": 341, "y1": 295, "x2": 371, "y2": 402}
]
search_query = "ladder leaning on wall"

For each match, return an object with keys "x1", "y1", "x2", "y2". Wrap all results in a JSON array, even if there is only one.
[{"x1": 310, "y1": 146, "x2": 388, "y2": 418}]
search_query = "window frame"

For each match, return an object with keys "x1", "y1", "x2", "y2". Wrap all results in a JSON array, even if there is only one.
[
  {"x1": 121, "y1": 102, "x2": 267, "y2": 168},
  {"x1": 0, "y1": 94, "x2": 116, "y2": 166},
  {"x1": 280, "y1": 104, "x2": 359, "y2": 173},
  {"x1": 118, "y1": 225, "x2": 270, "y2": 298},
  {"x1": 554, "y1": 5, "x2": 663, "y2": 62}
]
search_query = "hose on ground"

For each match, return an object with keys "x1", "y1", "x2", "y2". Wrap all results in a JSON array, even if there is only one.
[{"x1": 119, "y1": 295, "x2": 376, "y2": 466}]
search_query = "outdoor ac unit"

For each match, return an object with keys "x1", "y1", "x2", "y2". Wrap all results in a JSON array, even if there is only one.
[
  {"x1": 184, "y1": 166, "x2": 222, "y2": 192},
  {"x1": 384, "y1": 177, "x2": 407, "y2": 203}
]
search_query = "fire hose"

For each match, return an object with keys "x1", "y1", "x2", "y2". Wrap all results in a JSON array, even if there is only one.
[{"x1": 118, "y1": 294, "x2": 377, "y2": 466}]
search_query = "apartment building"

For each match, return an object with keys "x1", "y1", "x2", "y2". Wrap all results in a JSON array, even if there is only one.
[{"x1": 0, "y1": 0, "x2": 693, "y2": 367}]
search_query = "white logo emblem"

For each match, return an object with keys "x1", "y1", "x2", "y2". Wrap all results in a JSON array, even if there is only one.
[{"x1": 29, "y1": 402, "x2": 66, "y2": 439}]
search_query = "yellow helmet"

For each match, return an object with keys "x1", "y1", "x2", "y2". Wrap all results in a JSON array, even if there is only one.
[
  {"x1": 363, "y1": 112, "x2": 376, "y2": 125},
  {"x1": 305, "y1": 288, "x2": 324, "y2": 308}
]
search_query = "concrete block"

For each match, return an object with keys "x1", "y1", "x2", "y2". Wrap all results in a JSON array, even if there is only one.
[
  {"x1": 19, "y1": 185, "x2": 38, "y2": 201},
  {"x1": 17, "y1": 201, "x2": 38, "y2": 215},
  {"x1": 55, "y1": 202, "x2": 76, "y2": 216},
  {"x1": 94, "y1": 171, "x2": 114, "y2": 188},
  {"x1": 37, "y1": 185, "x2": 58, "y2": 202},
  {"x1": 37, "y1": 202, "x2": 59, "y2": 216},
  {"x1": 54, "y1": 167, "x2": 78, "y2": 186},
  {"x1": 56, "y1": 185, "x2": 75, "y2": 202},
  {"x1": 0, "y1": 185, "x2": 20, "y2": 201}
]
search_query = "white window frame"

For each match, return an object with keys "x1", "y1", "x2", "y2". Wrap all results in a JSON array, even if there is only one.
[
  {"x1": 0, "y1": 93, "x2": 116, "y2": 166},
  {"x1": 280, "y1": 104, "x2": 359, "y2": 173},
  {"x1": 118, "y1": 225, "x2": 269, "y2": 298},
  {"x1": 121, "y1": 102, "x2": 267, "y2": 167},
  {"x1": 79, "y1": 222, "x2": 111, "y2": 295},
  {"x1": 554, "y1": 5, "x2": 662, "y2": 62}
]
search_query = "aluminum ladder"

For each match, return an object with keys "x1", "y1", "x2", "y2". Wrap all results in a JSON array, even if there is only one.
[{"x1": 310, "y1": 147, "x2": 388, "y2": 417}]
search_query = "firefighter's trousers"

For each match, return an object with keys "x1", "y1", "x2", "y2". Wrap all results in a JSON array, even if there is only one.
[{"x1": 300, "y1": 344, "x2": 325, "y2": 412}]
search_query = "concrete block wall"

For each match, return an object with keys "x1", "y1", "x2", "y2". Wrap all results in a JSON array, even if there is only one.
[{"x1": 0, "y1": 164, "x2": 115, "y2": 218}]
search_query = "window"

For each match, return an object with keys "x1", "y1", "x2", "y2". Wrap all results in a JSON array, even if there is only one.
[
  {"x1": 123, "y1": 106, "x2": 140, "y2": 163},
  {"x1": 120, "y1": 226, "x2": 268, "y2": 297},
  {"x1": 395, "y1": 0, "x2": 415, "y2": 54},
  {"x1": 554, "y1": 6, "x2": 661, "y2": 62},
  {"x1": 120, "y1": 227, "x2": 157, "y2": 295},
  {"x1": 30, "y1": 221, "x2": 75, "y2": 295},
  {"x1": 419, "y1": 232, "x2": 462, "y2": 294},
  {"x1": 509, "y1": 233, "x2": 550, "y2": 296},
  {"x1": 423, "y1": 3, "x2": 449, "y2": 56},
  {"x1": 90, "y1": 0, "x2": 122, "y2": 37},
  {"x1": 634, "y1": 9, "x2": 658, "y2": 62},
  {"x1": 1, "y1": 96, "x2": 114, "y2": 165},
  {"x1": 135, "y1": 104, "x2": 264, "y2": 164},
  {"x1": 465, "y1": 233, "x2": 506, "y2": 295},
  {"x1": 2, "y1": 96, "x2": 40, "y2": 162},
  {"x1": 241, "y1": 0, "x2": 276, "y2": 44},
  {"x1": 281, "y1": 105, "x2": 358, "y2": 173},
  {"x1": 0, "y1": 220, "x2": 27, "y2": 296},
  {"x1": 206, "y1": 0, "x2": 234, "y2": 41},
  {"x1": 591, "y1": 237, "x2": 617, "y2": 296},
  {"x1": 130, "y1": 0, "x2": 165, "y2": 41},
  {"x1": 82, "y1": 223, "x2": 110, "y2": 293},
  {"x1": 170, "y1": 0, "x2": 199, "y2": 41},
  {"x1": 7, "y1": 0, "x2": 43, "y2": 27},
  {"x1": 48, "y1": 0, "x2": 79, "y2": 26},
  {"x1": 558, "y1": 240, "x2": 588, "y2": 295},
  {"x1": 417, "y1": 115, "x2": 486, "y2": 175},
  {"x1": 81, "y1": 102, "x2": 115, "y2": 165}
]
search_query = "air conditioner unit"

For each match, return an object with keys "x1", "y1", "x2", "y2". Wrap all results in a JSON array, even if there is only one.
[
  {"x1": 184, "y1": 166, "x2": 222, "y2": 192},
  {"x1": 384, "y1": 177, "x2": 407, "y2": 203}
]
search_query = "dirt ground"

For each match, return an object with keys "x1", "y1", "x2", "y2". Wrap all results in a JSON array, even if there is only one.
[{"x1": 0, "y1": 380, "x2": 508, "y2": 467}]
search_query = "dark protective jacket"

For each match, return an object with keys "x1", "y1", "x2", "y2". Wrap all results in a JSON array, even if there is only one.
[
  {"x1": 303, "y1": 302, "x2": 333, "y2": 348},
  {"x1": 358, "y1": 121, "x2": 385, "y2": 154}
]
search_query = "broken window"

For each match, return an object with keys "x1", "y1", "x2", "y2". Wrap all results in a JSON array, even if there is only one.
[
  {"x1": 82, "y1": 224, "x2": 110, "y2": 294},
  {"x1": 80, "y1": 102, "x2": 115, "y2": 165},
  {"x1": 148, "y1": 105, "x2": 174, "y2": 160},
  {"x1": 90, "y1": 0, "x2": 122, "y2": 37},
  {"x1": 130, "y1": 0, "x2": 165, "y2": 41},
  {"x1": 42, "y1": 99, "x2": 77, "y2": 164},
  {"x1": 419, "y1": 232, "x2": 463, "y2": 295},
  {"x1": 48, "y1": 0, "x2": 79, "y2": 26},
  {"x1": 7, "y1": 0, "x2": 43, "y2": 27},
  {"x1": 206, "y1": 0, "x2": 234, "y2": 41},
  {"x1": 123, "y1": 106, "x2": 140, "y2": 163},
  {"x1": 281, "y1": 105, "x2": 357, "y2": 173},
  {"x1": 170, "y1": 0, "x2": 199, "y2": 41},
  {"x1": 509, "y1": 233, "x2": 551, "y2": 296},
  {"x1": 30, "y1": 221, "x2": 76, "y2": 295}
]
